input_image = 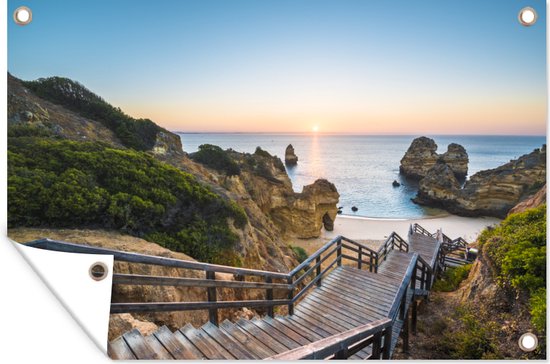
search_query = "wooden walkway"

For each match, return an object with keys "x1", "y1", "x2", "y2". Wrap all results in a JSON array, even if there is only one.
[
  {"x1": 27, "y1": 223, "x2": 461, "y2": 360},
  {"x1": 107, "y1": 228, "x2": 444, "y2": 360}
]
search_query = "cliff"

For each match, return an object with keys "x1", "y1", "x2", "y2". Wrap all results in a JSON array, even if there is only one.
[
  {"x1": 400, "y1": 137, "x2": 468, "y2": 180},
  {"x1": 187, "y1": 147, "x2": 340, "y2": 239},
  {"x1": 414, "y1": 146, "x2": 546, "y2": 218},
  {"x1": 285, "y1": 144, "x2": 298, "y2": 165}
]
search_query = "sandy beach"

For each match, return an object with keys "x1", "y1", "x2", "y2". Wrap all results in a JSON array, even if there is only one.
[{"x1": 292, "y1": 214, "x2": 501, "y2": 257}]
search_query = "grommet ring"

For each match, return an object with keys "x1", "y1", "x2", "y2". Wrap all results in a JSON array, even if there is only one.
[
  {"x1": 518, "y1": 332, "x2": 538, "y2": 352},
  {"x1": 518, "y1": 7, "x2": 537, "y2": 27},
  {"x1": 13, "y1": 6, "x2": 32, "y2": 26},
  {"x1": 89, "y1": 262, "x2": 108, "y2": 281}
]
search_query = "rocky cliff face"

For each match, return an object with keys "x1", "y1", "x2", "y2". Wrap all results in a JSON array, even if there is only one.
[
  {"x1": 508, "y1": 184, "x2": 546, "y2": 215},
  {"x1": 219, "y1": 149, "x2": 339, "y2": 239},
  {"x1": 414, "y1": 146, "x2": 546, "y2": 218},
  {"x1": 400, "y1": 137, "x2": 468, "y2": 180}
]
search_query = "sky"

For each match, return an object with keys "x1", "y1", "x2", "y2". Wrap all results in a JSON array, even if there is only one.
[{"x1": 8, "y1": 0, "x2": 547, "y2": 135}]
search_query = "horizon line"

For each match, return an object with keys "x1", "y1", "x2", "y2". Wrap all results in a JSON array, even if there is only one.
[{"x1": 173, "y1": 131, "x2": 547, "y2": 137}]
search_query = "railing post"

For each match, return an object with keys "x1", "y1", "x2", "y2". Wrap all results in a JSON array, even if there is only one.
[
  {"x1": 420, "y1": 267, "x2": 426, "y2": 290},
  {"x1": 334, "y1": 347, "x2": 349, "y2": 359},
  {"x1": 358, "y1": 247, "x2": 363, "y2": 270},
  {"x1": 411, "y1": 299, "x2": 418, "y2": 335},
  {"x1": 372, "y1": 331, "x2": 382, "y2": 358},
  {"x1": 427, "y1": 268, "x2": 433, "y2": 291},
  {"x1": 375, "y1": 256, "x2": 379, "y2": 273},
  {"x1": 411, "y1": 264, "x2": 417, "y2": 292},
  {"x1": 287, "y1": 276, "x2": 294, "y2": 315},
  {"x1": 399, "y1": 290, "x2": 407, "y2": 320},
  {"x1": 337, "y1": 239, "x2": 342, "y2": 267},
  {"x1": 206, "y1": 271, "x2": 218, "y2": 326},
  {"x1": 369, "y1": 253, "x2": 374, "y2": 272},
  {"x1": 382, "y1": 327, "x2": 392, "y2": 359},
  {"x1": 316, "y1": 256, "x2": 322, "y2": 287},
  {"x1": 266, "y1": 276, "x2": 274, "y2": 317},
  {"x1": 403, "y1": 308, "x2": 410, "y2": 353}
]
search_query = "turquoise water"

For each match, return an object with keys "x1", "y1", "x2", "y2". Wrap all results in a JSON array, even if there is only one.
[{"x1": 178, "y1": 134, "x2": 545, "y2": 218}]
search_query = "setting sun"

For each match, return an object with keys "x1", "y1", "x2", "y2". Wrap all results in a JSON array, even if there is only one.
[{"x1": 312, "y1": 125, "x2": 319, "y2": 132}]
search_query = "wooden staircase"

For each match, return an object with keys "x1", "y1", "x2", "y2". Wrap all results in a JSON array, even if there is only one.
[{"x1": 27, "y1": 223, "x2": 470, "y2": 360}]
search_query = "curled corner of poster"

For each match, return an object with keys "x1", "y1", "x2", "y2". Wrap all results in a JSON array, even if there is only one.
[{"x1": 9, "y1": 238, "x2": 113, "y2": 354}]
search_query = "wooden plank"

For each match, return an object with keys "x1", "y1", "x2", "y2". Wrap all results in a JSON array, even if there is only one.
[
  {"x1": 202, "y1": 322, "x2": 257, "y2": 360},
  {"x1": 122, "y1": 329, "x2": 158, "y2": 359},
  {"x1": 322, "y1": 275, "x2": 398, "y2": 307},
  {"x1": 307, "y1": 289, "x2": 385, "y2": 320},
  {"x1": 179, "y1": 323, "x2": 235, "y2": 359},
  {"x1": 108, "y1": 337, "x2": 136, "y2": 360},
  {"x1": 286, "y1": 314, "x2": 335, "y2": 337},
  {"x1": 172, "y1": 330, "x2": 208, "y2": 359},
  {"x1": 144, "y1": 335, "x2": 173, "y2": 360},
  {"x1": 111, "y1": 298, "x2": 288, "y2": 313},
  {"x1": 262, "y1": 317, "x2": 312, "y2": 346},
  {"x1": 320, "y1": 277, "x2": 396, "y2": 310},
  {"x1": 304, "y1": 291, "x2": 377, "y2": 324},
  {"x1": 325, "y1": 274, "x2": 400, "y2": 299},
  {"x1": 219, "y1": 320, "x2": 277, "y2": 358},
  {"x1": 266, "y1": 318, "x2": 392, "y2": 360},
  {"x1": 235, "y1": 319, "x2": 291, "y2": 353},
  {"x1": 113, "y1": 274, "x2": 292, "y2": 290},
  {"x1": 153, "y1": 326, "x2": 202, "y2": 360},
  {"x1": 309, "y1": 285, "x2": 388, "y2": 317},
  {"x1": 273, "y1": 316, "x2": 324, "y2": 342},
  {"x1": 294, "y1": 305, "x2": 351, "y2": 332},
  {"x1": 249, "y1": 318, "x2": 302, "y2": 349},
  {"x1": 297, "y1": 299, "x2": 362, "y2": 329}
]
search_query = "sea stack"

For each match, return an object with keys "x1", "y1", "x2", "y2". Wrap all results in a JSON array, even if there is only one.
[
  {"x1": 400, "y1": 137, "x2": 468, "y2": 180},
  {"x1": 285, "y1": 144, "x2": 298, "y2": 166}
]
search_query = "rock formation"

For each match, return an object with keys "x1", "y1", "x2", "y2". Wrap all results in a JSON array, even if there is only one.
[
  {"x1": 400, "y1": 137, "x2": 468, "y2": 180},
  {"x1": 508, "y1": 184, "x2": 546, "y2": 215},
  {"x1": 222, "y1": 148, "x2": 339, "y2": 238},
  {"x1": 413, "y1": 146, "x2": 546, "y2": 218},
  {"x1": 285, "y1": 144, "x2": 298, "y2": 165}
]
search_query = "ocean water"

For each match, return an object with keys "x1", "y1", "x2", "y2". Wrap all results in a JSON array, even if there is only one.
[{"x1": 178, "y1": 134, "x2": 545, "y2": 218}]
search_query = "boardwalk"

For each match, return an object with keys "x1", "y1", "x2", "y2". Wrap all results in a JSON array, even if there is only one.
[{"x1": 28, "y1": 224, "x2": 467, "y2": 360}]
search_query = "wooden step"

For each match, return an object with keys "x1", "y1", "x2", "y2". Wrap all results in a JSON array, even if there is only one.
[
  {"x1": 153, "y1": 325, "x2": 202, "y2": 360},
  {"x1": 201, "y1": 322, "x2": 257, "y2": 360},
  {"x1": 122, "y1": 329, "x2": 158, "y2": 359},
  {"x1": 108, "y1": 336, "x2": 136, "y2": 360},
  {"x1": 179, "y1": 323, "x2": 235, "y2": 359}
]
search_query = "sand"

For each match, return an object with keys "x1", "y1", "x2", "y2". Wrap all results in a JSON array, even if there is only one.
[{"x1": 291, "y1": 214, "x2": 501, "y2": 257}]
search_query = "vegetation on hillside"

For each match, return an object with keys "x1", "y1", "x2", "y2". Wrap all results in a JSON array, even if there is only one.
[
  {"x1": 189, "y1": 144, "x2": 241, "y2": 176},
  {"x1": 432, "y1": 264, "x2": 472, "y2": 292},
  {"x1": 479, "y1": 204, "x2": 546, "y2": 334},
  {"x1": 290, "y1": 245, "x2": 309, "y2": 263},
  {"x1": 427, "y1": 205, "x2": 546, "y2": 359},
  {"x1": 8, "y1": 131, "x2": 247, "y2": 264},
  {"x1": 22, "y1": 77, "x2": 165, "y2": 151}
]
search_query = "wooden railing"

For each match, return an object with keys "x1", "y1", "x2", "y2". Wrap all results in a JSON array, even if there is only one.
[
  {"x1": 26, "y1": 236, "x2": 389, "y2": 324},
  {"x1": 410, "y1": 223, "x2": 437, "y2": 238},
  {"x1": 265, "y1": 318, "x2": 393, "y2": 360}
]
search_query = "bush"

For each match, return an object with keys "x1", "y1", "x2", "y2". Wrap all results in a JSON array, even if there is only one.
[
  {"x1": 442, "y1": 305, "x2": 499, "y2": 359},
  {"x1": 8, "y1": 136, "x2": 248, "y2": 264},
  {"x1": 290, "y1": 246, "x2": 309, "y2": 263},
  {"x1": 432, "y1": 264, "x2": 472, "y2": 292},
  {"x1": 190, "y1": 144, "x2": 241, "y2": 176},
  {"x1": 479, "y1": 204, "x2": 546, "y2": 335},
  {"x1": 22, "y1": 77, "x2": 165, "y2": 151}
]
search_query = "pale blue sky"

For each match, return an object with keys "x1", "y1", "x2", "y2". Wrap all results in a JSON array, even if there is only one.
[{"x1": 8, "y1": 0, "x2": 547, "y2": 134}]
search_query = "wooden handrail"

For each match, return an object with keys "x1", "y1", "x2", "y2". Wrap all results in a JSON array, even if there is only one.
[
  {"x1": 265, "y1": 318, "x2": 393, "y2": 360},
  {"x1": 26, "y1": 238, "x2": 288, "y2": 279}
]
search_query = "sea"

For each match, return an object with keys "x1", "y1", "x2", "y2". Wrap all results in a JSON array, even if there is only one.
[{"x1": 178, "y1": 134, "x2": 546, "y2": 219}]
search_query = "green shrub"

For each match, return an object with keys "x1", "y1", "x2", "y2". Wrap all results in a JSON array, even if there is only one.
[
  {"x1": 190, "y1": 144, "x2": 241, "y2": 176},
  {"x1": 432, "y1": 264, "x2": 472, "y2": 292},
  {"x1": 8, "y1": 136, "x2": 248, "y2": 264},
  {"x1": 442, "y1": 305, "x2": 499, "y2": 359},
  {"x1": 22, "y1": 77, "x2": 165, "y2": 151},
  {"x1": 478, "y1": 204, "x2": 546, "y2": 333},
  {"x1": 290, "y1": 246, "x2": 309, "y2": 263}
]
